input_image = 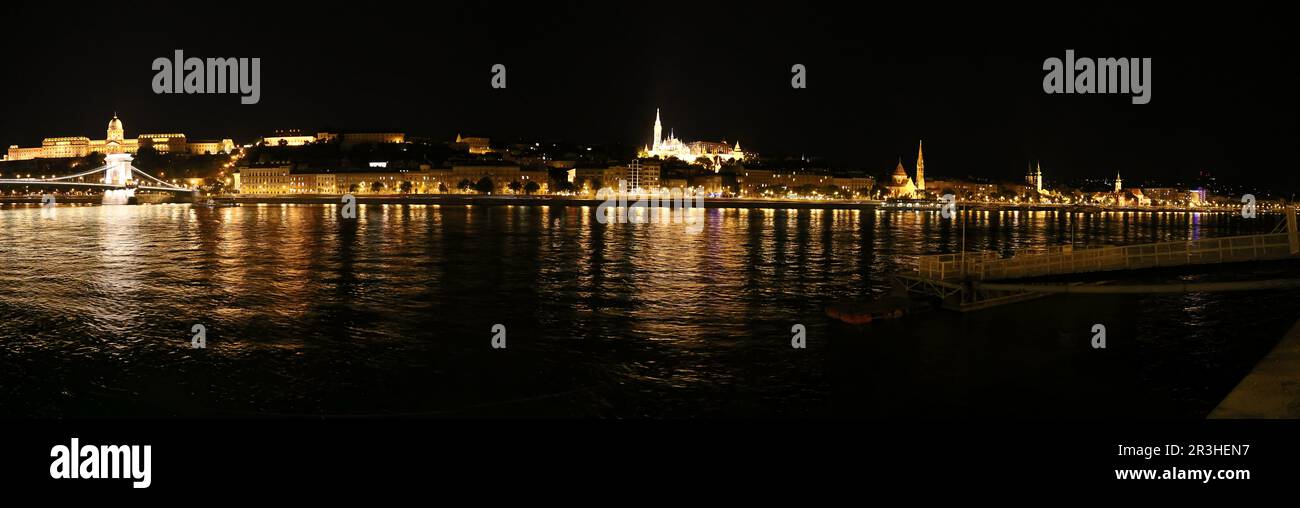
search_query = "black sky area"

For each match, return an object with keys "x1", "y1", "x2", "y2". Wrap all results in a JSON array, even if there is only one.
[{"x1": 1, "y1": 3, "x2": 1294, "y2": 193}]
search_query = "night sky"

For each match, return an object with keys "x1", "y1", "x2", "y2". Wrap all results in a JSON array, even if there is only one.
[{"x1": 2, "y1": 3, "x2": 1294, "y2": 192}]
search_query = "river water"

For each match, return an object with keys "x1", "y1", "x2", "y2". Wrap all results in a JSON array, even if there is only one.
[{"x1": 1, "y1": 203, "x2": 1296, "y2": 417}]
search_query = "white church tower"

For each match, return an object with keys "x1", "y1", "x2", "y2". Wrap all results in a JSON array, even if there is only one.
[{"x1": 653, "y1": 108, "x2": 662, "y2": 147}]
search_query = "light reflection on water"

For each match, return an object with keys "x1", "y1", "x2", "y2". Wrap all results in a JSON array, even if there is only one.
[{"x1": 0, "y1": 203, "x2": 1295, "y2": 417}]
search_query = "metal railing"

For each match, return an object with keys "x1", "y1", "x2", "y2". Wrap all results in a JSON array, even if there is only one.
[
  {"x1": 916, "y1": 233, "x2": 1296, "y2": 281},
  {"x1": 915, "y1": 251, "x2": 1000, "y2": 281}
]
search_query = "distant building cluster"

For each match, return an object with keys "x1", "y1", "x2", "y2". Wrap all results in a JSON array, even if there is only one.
[
  {"x1": 0, "y1": 108, "x2": 1226, "y2": 208},
  {"x1": 235, "y1": 162, "x2": 549, "y2": 195},
  {"x1": 4, "y1": 114, "x2": 234, "y2": 160},
  {"x1": 260, "y1": 130, "x2": 404, "y2": 148}
]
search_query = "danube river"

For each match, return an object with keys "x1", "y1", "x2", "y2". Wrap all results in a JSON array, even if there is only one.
[{"x1": 1, "y1": 203, "x2": 1296, "y2": 417}]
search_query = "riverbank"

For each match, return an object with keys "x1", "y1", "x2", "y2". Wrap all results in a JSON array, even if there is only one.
[
  {"x1": 0, "y1": 193, "x2": 1241, "y2": 214},
  {"x1": 223, "y1": 195, "x2": 1233, "y2": 213},
  {"x1": 224, "y1": 194, "x2": 886, "y2": 210},
  {"x1": 1209, "y1": 317, "x2": 1300, "y2": 418}
]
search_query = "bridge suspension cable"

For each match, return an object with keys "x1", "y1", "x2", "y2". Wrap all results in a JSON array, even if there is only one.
[
  {"x1": 129, "y1": 165, "x2": 186, "y2": 189},
  {"x1": 0, "y1": 164, "x2": 111, "y2": 183}
]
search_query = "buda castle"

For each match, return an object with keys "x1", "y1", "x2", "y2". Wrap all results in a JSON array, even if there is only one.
[{"x1": 4, "y1": 114, "x2": 234, "y2": 161}]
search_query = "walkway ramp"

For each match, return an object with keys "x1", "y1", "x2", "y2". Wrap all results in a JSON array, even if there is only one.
[{"x1": 1210, "y1": 318, "x2": 1300, "y2": 419}]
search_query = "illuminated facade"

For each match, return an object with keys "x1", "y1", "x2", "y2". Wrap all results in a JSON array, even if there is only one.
[
  {"x1": 340, "y1": 132, "x2": 405, "y2": 148},
  {"x1": 4, "y1": 114, "x2": 233, "y2": 160},
  {"x1": 639, "y1": 108, "x2": 745, "y2": 170},
  {"x1": 189, "y1": 139, "x2": 236, "y2": 155},
  {"x1": 260, "y1": 134, "x2": 317, "y2": 146},
  {"x1": 738, "y1": 169, "x2": 833, "y2": 195},
  {"x1": 455, "y1": 134, "x2": 492, "y2": 154},
  {"x1": 234, "y1": 164, "x2": 546, "y2": 195},
  {"x1": 1026, "y1": 162, "x2": 1043, "y2": 192},
  {"x1": 885, "y1": 159, "x2": 918, "y2": 198}
]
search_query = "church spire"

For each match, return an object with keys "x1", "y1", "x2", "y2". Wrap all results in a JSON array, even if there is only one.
[
  {"x1": 653, "y1": 108, "x2": 662, "y2": 147},
  {"x1": 915, "y1": 140, "x2": 925, "y2": 191}
]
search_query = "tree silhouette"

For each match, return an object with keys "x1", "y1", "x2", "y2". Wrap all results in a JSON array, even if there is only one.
[{"x1": 474, "y1": 176, "x2": 494, "y2": 194}]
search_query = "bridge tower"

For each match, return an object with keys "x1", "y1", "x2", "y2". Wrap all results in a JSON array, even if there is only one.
[{"x1": 103, "y1": 153, "x2": 134, "y2": 187}]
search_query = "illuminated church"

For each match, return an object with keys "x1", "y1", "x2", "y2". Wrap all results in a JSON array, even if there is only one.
[
  {"x1": 639, "y1": 108, "x2": 745, "y2": 170},
  {"x1": 885, "y1": 141, "x2": 926, "y2": 199}
]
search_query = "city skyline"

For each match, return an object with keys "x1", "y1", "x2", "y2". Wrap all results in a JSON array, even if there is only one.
[
  {"x1": 0, "y1": 5, "x2": 1294, "y2": 193},
  {"x1": 0, "y1": 108, "x2": 1281, "y2": 202}
]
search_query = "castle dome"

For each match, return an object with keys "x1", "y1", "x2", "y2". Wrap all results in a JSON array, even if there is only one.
[{"x1": 108, "y1": 114, "x2": 123, "y2": 131}]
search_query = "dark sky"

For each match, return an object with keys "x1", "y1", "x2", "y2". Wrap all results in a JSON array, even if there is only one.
[{"x1": 2, "y1": 2, "x2": 1295, "y2": 192}]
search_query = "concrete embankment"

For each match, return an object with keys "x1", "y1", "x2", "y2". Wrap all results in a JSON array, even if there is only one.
[{"x1": 1210, "y1": 318, "x2": 1300, "y2": 418}]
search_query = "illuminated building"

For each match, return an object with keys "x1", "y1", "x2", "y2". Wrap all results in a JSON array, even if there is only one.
[
  {"x1": 573, "y1": 161, "x2": 662, "y2": 193},
  {"x1": 236, "y1": 165, "x2": 442, "y2": 195},
  {"x1": 340, "y1": 132, "x2": 404, "y2": 148},
  {"x1": 1026, "y1": 162, "x2": 1043, "y2": 192},
  {"x1": 258, "y1": 130, "x2": 404, "y2": 149},
  {"x1": 235, "y1": 165, "x2": 292, "y2": 194},
  {"x1": 189, "y1": 139, "x2": 236, "y2": 155},
  {"x1": 832, "y1": 177, "x2": 875, "y2": 194},
  {"x1": 138, "y1": 133, "x2": 188, "y2": 154},
  {"x1": 235, "y1": 162, "x2": 549, "y2": 195},
  {"x1": 737, "y1": 169, "x2": 834, "y2": 196},
  {"x1": 261, "y1": 133, "x2": 317, "y2": 146},
  {"x1": 885, "y1": 159, "x2": 918, "y2": 199},
  {"x1": 450, "y1": 164, "x2": 549, "y2": 194},
  {"x1": 924, "y1": 179, "x2": 998, "y2": 199},
  {"x1": 4, "y1": 114, "x2": 233, "y2": 160},
  {"x1": 455, "y1": 134, "x2": 493, "y2": 154},
  {"x1": 639, "y1": 108, "x2": 745, "y2": 170}
]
